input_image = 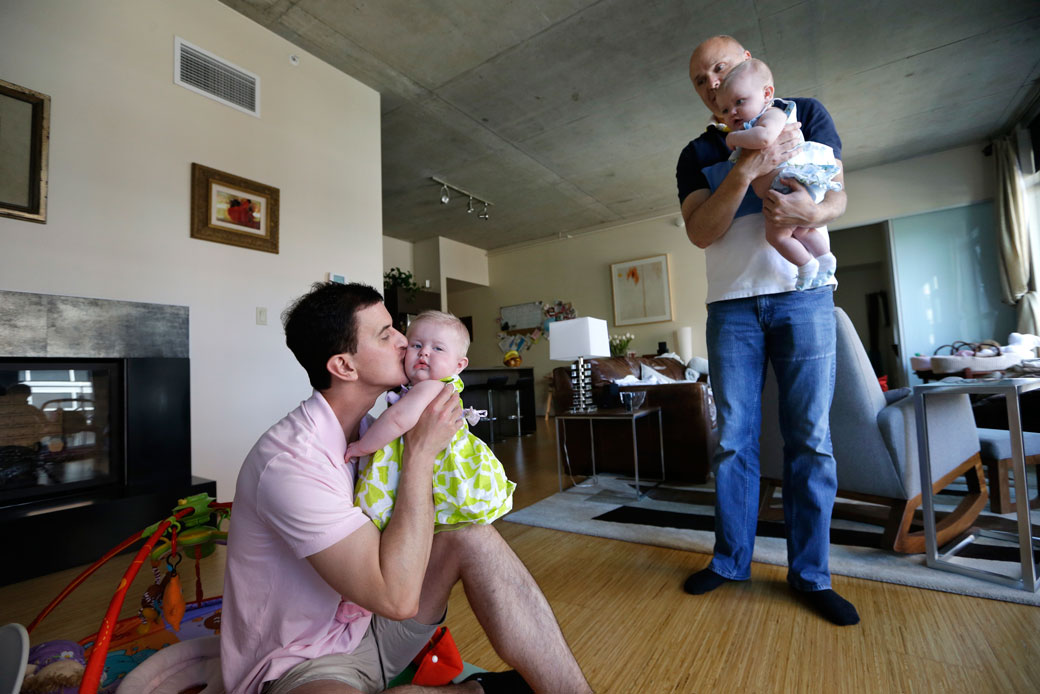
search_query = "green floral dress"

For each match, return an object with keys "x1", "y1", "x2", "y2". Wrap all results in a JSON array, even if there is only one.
[{"x1": 355, "y1": 375, "x2": 516, "y2": 532}]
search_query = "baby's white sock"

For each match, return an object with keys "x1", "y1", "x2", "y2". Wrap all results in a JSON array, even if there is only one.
[
  {"x1": 816, "y1": 252, "x2": 837, "y2": 278},
  {"x1": 795, "y1": 257, "x2": 819, "y2": 291}
]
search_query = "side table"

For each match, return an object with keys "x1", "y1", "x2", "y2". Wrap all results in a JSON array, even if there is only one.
[
  {"x1": 913, "y1": 377, "x2": 1040, "y2": 592},
  {"x1": 555, "y1": 406, "x2": 664, "y2": 499}
]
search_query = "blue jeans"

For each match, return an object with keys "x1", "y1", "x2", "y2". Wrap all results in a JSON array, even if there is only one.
[{"x1": 705, "y1": 287, "x2": 837, "y2": 591}]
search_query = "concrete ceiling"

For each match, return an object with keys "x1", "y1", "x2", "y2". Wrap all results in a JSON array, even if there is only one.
[{"x1": 219, "y1": 0, "x2": 1040, "y2": 250}]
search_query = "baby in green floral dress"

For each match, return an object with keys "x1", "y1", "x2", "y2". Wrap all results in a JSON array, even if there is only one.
[{"x1": 348, "y1": 310, "x2": 515, "y2": 531}]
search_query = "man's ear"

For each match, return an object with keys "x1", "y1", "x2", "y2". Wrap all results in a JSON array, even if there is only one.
[
  {"x1": 764, "y1": 84, "x2": 774, "y2": 101},
  {"x1": 326, "y1": 353, "x2": 358, "y2": 384}
]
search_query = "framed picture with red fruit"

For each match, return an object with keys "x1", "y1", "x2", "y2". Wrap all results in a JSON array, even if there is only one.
[
  {"x1": 610, "y1": 254, "x2": 673, "y2": 326},
  {"x1": 190, "y1": 163, "x2": 279, "y2": 253}
]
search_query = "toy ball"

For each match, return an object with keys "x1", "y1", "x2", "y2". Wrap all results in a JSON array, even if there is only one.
[{"x1": 503, "y1": 350, "x2": 522, "y2": 367}]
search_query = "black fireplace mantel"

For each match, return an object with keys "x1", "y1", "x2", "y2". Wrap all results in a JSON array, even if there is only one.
[{"x1": 0, "y1": 290, "x2": 215, "y2": 585}]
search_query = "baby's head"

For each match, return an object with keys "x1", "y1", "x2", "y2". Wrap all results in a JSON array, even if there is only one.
[
  {"x1": 717, "y1": 58, "x2": 775, "y2": 132},
  {"x1": 404, "y1": 310, "x2": 470, "y2": 383}
]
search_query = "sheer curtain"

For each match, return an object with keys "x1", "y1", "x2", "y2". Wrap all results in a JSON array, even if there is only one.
[{"x1": 993, "y1": 133, "x2": 1039, "y2": 334}]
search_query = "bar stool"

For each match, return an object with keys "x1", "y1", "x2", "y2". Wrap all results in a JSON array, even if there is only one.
[{"x1": 469, "y1": 376, "x2": 522, "y2": 443}]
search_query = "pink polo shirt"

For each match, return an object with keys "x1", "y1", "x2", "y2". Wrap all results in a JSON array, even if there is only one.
[{"x1": 221, "y1": 391, "x2": 374, "y2": 694}]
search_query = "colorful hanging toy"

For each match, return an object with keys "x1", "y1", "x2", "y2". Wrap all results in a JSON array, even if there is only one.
[{"x1": 26, "y1": 493, "x2": 231, "y2": 694}]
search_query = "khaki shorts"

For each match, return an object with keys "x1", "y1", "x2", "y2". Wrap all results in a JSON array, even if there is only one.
[{"x1": 261, "y1": 613, "x2": 443, "y2": 694}]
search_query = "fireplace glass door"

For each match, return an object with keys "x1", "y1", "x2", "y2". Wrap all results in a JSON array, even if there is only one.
[{"x1": 0, "y1": 359, "x2": 122, "y2": 505}]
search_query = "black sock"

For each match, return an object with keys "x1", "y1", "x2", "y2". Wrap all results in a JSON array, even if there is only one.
[
  {"x1": 793, "y1": 587, "x2": 860, "y2": 626},
  {"x1": 683, "y1": 567, "x2": 734, "y2": 595},
  {"x1": 463, "y1": 670, "x2": 533, "y2": 694}
]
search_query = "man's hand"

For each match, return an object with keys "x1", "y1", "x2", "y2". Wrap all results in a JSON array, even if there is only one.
[
  {"x1": 402, "y1": 382, "x2": 461, "y2": 465},
  {"x1": 763, "y1": 157, "x2": 847, "y2": 229},
  {"x1": 733, "y1": 122, "x2": 801, "y2": 181},
  {"x1": 763, "y1": 179, "x2": 819, "y2": 227}
]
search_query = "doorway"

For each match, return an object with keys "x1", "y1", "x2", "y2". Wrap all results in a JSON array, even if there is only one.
[{"x1": 830, "y1": 222, "x2": 903, "y2": 388}]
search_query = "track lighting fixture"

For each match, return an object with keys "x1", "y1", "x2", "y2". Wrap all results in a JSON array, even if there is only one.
[{"x1": 431, "y1": 177, "x2": 492, "y2": 222}]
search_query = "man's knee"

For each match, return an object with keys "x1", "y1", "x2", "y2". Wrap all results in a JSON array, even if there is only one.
[
  {"x1": 433, "y1": 523, "x2": 501, "y2": 553},
  {"x1": 432, "y1": 524, "x2": 520, "y2": 576}
]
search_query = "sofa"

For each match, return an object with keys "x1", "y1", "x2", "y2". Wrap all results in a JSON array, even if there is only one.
[{"x1": 551, "y1": 355, "x2": 717, "y2": 483}]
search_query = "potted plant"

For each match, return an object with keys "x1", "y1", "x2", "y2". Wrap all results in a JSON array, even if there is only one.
[
  {"x1": 383, "y1": 267, "x2": 439, "y2": 321},
  {"x1": 383, "y1": 267, "x2": 420, "y2": 300}
]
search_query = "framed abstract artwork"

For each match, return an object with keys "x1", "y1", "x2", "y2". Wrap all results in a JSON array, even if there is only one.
[
  {"x1": 190, "y1": 163, "x2": 279, "y2": 253},
  {"x1": 610, "y1": 254, "x2": 673, "y2": 326}
]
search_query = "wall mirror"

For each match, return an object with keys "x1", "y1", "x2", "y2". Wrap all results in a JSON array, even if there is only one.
[{"x1": 0, "y1": 78, "x2": 50, "y2": 223}]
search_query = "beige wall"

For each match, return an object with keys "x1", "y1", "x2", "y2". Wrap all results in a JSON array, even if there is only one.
[
  {"x1": 0, "y1": 0, "x2": 383, "y2": 498},
  {"x1": 382, "y1": 236, "x2": 414, "y2": 277},
  {"x1": 383, "y1": 235, "x2": 489, "y2": 310},
  {"x1": 837, "y1": 144, "x2": 993, "y2": 229}
]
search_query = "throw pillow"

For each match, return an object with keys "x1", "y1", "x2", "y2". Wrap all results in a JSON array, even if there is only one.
[
  {"x1": 687, "y1": 355, "x2": 710, "y2": 375},
  {"x1": 639, "y1": 362, "x2": 675, "y2": 385}
]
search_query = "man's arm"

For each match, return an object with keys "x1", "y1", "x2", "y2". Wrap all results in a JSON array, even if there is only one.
[
  {"x1": 345, "y1": 380, "x2": 444, "y2": 458},
  {"x1": 683, "y1": 123, "x2": 802, "y2": 249},
  {"x1": 762, "y1": 162, "x2": 846, "y2": 228},
  {"x1": 307, "y1": 383, "x2": 461, "y2": 620}
]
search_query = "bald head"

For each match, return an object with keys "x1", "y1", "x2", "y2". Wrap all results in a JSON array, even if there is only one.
[{"x1": 688, "y1": 35, "x2": 751, "y2": 120}]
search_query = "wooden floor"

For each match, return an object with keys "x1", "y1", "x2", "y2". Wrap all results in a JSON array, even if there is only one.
[{"x1": 3, "y1": 418, "x2": 1039, "y2": 693}]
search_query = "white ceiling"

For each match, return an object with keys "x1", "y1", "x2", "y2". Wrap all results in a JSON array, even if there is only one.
[{"x1": 219, "y1": 0, "x2": 1040, "y2": 250}]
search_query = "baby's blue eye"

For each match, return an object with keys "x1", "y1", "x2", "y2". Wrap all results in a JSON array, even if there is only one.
[{"x1": 434, "y1": 346, "x2": 443, "y2": 351}]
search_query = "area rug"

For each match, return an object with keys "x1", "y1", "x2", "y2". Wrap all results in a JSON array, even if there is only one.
[{"x1": 503, "y1": 475, "x2": 1040, "y2": 606}]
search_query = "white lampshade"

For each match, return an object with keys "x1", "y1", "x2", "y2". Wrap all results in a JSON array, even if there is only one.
[{"x1": 549, "y1": 317, "x2": 610, "y2": 361}]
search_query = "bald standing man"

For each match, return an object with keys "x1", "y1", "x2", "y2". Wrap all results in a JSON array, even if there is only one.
[{"x1": 674, "y1": 35, "x2": 858, "y2": 626}]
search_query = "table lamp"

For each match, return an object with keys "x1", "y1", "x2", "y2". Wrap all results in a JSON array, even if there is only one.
[{"x1": 550, "y1": 317, "x2": 610, "y2": 413}]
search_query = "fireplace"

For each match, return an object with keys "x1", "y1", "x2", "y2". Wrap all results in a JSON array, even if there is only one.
[
  {"x1": 0, "y1": 290, "x2": 214, "y2": 585},
  {"x1": 0, "y1": 359, "x2": 123, "y2": 506}
]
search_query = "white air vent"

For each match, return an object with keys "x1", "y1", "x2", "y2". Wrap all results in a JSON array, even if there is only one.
[{"x1": 174, "y1": 37, "x2": 260, "y2": 117}]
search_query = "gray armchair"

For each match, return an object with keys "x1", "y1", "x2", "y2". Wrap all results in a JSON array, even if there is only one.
[{"x1": 758, "y1": 307, "x2": 988, "y2": 553}]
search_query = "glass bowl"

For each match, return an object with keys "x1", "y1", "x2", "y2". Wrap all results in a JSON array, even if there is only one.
[{"x1": 623, "y1": 390, "x2": 646, "y2": 410}]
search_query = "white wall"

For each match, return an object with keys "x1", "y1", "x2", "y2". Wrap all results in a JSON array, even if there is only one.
[
  {"x1": 0, "y1": 0, "x2": 383, "y2": 499},
  {"x1": 439, "y1": 237, "x2": 489, "y2": 288},
  {"x1": 384, "y1": 235, "x2": 489, "y2": 310},
  {"x1": 382, "y1": 237, "x2": 414, "y2": 276},
  {"x1": 838, "y1": 144, "x2": 993, "y2": 229}
]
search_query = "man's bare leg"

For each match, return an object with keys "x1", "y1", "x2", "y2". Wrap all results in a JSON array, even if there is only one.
[{"x1": 416, "y1": 525, "x2": 593, "y2": 694}]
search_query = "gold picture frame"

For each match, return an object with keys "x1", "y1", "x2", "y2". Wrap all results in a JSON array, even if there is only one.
[
  {"x1": 610, "y1": 254, "x2": 674, "y2": 326},
  {"x1": 0, "y1": 78, "x2": 50, "y2": 224},
  {"x1": 190, "y1": 163, "x2": 279, "y2": 253}
]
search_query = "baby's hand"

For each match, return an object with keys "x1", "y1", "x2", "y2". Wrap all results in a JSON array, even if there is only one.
[{"x1": 345, "y1": 441, "x2": 363, "y2": 460}]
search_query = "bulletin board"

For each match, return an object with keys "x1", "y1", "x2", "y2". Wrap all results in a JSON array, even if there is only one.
[{"x1": 499, "y1": 302, "x2": 544, "y2": 333}]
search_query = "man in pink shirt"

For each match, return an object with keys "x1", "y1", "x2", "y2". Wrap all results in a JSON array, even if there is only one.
[{"x1": 221, "y1": 282, "x2": 593, "y2": 694}]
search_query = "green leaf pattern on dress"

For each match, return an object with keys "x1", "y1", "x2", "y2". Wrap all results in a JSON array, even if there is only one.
[{"x1": 355, "y1": 375, "x2": 516, "y2": 532}]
